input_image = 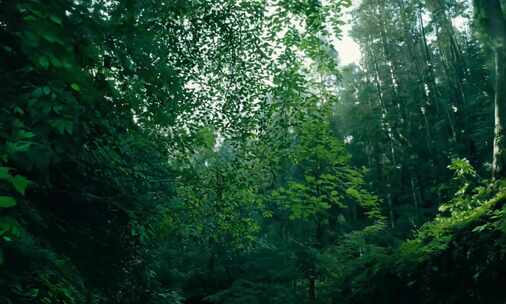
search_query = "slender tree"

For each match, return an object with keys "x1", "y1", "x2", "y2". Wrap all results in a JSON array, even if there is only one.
[{"x1": 473, "y1": 0, "x2": 506, "y2": 178}]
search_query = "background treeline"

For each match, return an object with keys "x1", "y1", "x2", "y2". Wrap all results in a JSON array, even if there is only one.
[{"x1": 1, "y1": 0, "x2": 506, "y2": 304}]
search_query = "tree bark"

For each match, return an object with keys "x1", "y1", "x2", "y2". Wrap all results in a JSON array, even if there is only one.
[
  {"x1": 308, "y1": 275, "x2": 316, "y2": 304},
  {"x1": 474, "y1": 0, "x2": 506, "y2": 178},
  {"x1": 493, "y1": 46, "x2": 506, "y2": 178}
]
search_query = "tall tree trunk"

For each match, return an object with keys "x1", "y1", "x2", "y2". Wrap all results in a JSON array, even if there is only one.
[
  {"x1": 430, "y1": 0, "x2": 472, "y2": 157},
  {"x1": 308, "y1": 275, "x2": 316, "y2": 304},
  {"x1": 474, "y1": 0, "x2": 506, "y2": 178},
  {"x1": 493, "y1": 46, "x2": 506, "y2": 178}
]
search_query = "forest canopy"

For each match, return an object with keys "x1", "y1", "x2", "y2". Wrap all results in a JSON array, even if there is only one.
[{"x1": 1, "y1": 0, "x2": 506, "y2": 303}]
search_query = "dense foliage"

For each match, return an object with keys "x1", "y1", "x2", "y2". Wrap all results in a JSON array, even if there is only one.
[{"x1": 1, "y1": 0, "x2": 506, "y2": 303}]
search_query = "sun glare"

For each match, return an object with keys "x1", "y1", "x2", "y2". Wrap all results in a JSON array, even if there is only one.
[{"x1": 334, "y1": 0, "x2": 362, "y2": 66}]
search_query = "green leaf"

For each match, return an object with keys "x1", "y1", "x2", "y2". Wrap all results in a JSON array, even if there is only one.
[
  {"x1": 12, "y1": 175, "x2": 29, "y2": 195},
  {"x1": 6, "y1": 141, "x2": 32, "y2": 154},
  {"x1": 0, "y1": 196, "x2": 16, "y2": 208},
  {"x1": 0, "y1": 167, "x2": 10, "y2": 181},
  {"x1": 49, "y1": 15, "x2": 62, "y2": 25},
  {"x1": 38, "y1": 56, "x2": 49, "y2": 69},
  {"x1": 70, "y1": 83, "x2": 80, "y2": 92},
  {"x1": 52, "y1": 104, "x2": 63, "y2": 114},
  {"x1": 23, "y1": 31, "x2": 39, "y2": 47},
  {"x1": 50, "y1": 56, "x2": 62, "y2": 67},
  {"x1": 14, "y1": 106, "x2": 24, "y2": 115},
  {"x1": 50, "y1": 119, "x2": 73, "y2": 135},
  {"x1": 41, "y1": 32, "x2": 64, "y2": 45},
  {"x1": 32, "y1": 87, "x2": 44, "y2": 98},
  {"x1": 17, "y1": 130, "x2": 34, "y2": 140},
  {"x1": 0, "y1": 216, "x2": 21, "y2": 242},
  {"x1": 62, "y1": 60, "x2": 72, "y2": 69},
  {"x1": 16, "y1": 4, "x2": 27, "y2": 13},
  {"x1": 27, "y1": 8, "x2": 42, "y2": 17},
  {"x1": 24, "y1": 15, "x2": 37, "y2": 22}
]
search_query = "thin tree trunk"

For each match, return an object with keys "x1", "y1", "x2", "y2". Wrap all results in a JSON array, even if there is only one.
[
  {"x1": 387, "y1": 191, "x2": 395, "y2": 228},
  {"x1": 308, "y1": 276, "x2": 316, "y2": 304},
  {"x1": 410, "y1": 175, "x2": 420, "y2": 222},
  {"x1": 473, "y1": 0, "x2": 506, "y2": 178},
  {"x1": 493, "y1": 47, "x2": 506, "y2": 178}
]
